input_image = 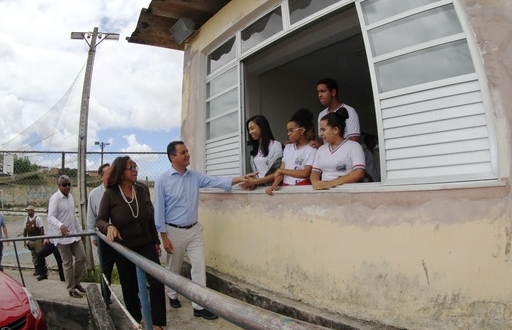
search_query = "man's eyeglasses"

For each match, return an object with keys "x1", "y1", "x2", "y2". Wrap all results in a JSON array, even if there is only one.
[
  {"x1": 125, "y1": 165, "x2": 139, "y2": 171},
  {"x1": 60, "y1": 183, "x2": 71, "y2": 187}
]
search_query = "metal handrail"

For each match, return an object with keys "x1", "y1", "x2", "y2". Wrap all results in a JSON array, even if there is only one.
[
  {"x1": 95, "y1": 231, "x2": 330, "y2": 330},
  {"x1": 0, "y1": 232, "x2": 96, "y2": 286}
]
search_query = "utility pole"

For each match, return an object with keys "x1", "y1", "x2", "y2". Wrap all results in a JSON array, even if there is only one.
[
  {"x1": 71, "y1": 27, "x2": 119, "y2": 271},
  {"x1": 95, "y1": 141, "x2": 110, "y2": 165}
]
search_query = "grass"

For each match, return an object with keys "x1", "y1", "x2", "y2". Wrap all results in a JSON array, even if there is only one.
[{"x1": 82, "y1": 266, "x2": 120, "y2": 284}]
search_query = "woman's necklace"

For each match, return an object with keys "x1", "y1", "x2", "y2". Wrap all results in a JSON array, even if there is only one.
[{"x1": 118, "y1": 184, "x2": 139, "y2": 218}]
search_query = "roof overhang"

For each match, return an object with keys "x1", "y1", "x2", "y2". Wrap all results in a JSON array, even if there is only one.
[{"x1": 127, "y1": 0, "x2": 231, "y2": 50}]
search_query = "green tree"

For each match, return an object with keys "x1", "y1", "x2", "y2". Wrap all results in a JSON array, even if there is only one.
[
  {"x1": 11, "y1": 156, "x2": 47, "y2": 185},
  {"x1": 14, "y1": 156, "x2": 39, "y2": 174}
]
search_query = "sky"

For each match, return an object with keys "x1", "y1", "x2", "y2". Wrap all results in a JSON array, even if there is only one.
[{"x1": 0, "y1": 0, "x2": 184, "y2": 175}]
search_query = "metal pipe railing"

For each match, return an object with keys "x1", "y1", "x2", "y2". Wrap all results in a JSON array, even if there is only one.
[
  {"x1": 95, "y1": 231, "x2": 330, "y2": 330},
  {"x1": 1, "y1": 232, "x2": 96, "y2": 286}
]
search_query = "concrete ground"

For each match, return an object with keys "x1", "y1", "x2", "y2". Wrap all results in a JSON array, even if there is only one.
[{"x1": 4, "y1": 267, "x2": 242, "y2": 330}]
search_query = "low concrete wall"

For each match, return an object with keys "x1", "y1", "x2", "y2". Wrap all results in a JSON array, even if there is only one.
[
  {"x1": 198, "y1": 184, "x2": 512, "y2": 330},
  {"x1": 39, "y1": 300, "x2": 90, "y2": 330}
]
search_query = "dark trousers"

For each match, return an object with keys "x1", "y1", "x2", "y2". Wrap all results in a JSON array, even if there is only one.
[
  {"x1": 97, "y1": 238, "x2": 115, "y2": 301},
  {"x1": 114, "y1": 243, "x2": 166, "y2": 327},
  {"x1": 37, "y1": 241, "x2": 65, "y2": 281}
]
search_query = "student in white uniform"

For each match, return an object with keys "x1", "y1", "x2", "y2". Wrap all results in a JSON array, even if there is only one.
[
  {"x1": 241, "y1": 115, "x2": 283, "y2": 190},
  {"x1": 311, "y1": 109, "x2": 365, "y2": 190},
  {"x1": 310, "y1": 78, "x2": 360, "y2": 149},
  {"x1": 266, "y1": 109, "x2": 317, "y2": 195}
]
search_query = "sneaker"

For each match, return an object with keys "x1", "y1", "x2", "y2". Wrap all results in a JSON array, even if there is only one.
[
  {"x1": 193, "y1": 309, "x2": 218, "y2": 320},
  {"x1": 169, "y1": 298, "x2": 181, "y2": 308},
  {"x1": 36, "y1": 275, "x2": 48, "y2": 281},
  {"x1": 75, "y1": 285, "x2": 86, "y2": 293},
  {"x1": 69, "y1": 290, "x2": 83, "y2": 298}
]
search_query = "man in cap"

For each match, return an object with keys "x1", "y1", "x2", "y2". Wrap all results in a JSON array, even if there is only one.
[{"x1": 22, "y1": 205, "x2": 45, "y2": 275}]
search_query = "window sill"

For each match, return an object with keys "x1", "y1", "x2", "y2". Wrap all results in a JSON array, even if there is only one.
[{"x1": 201, "y1": 178, "x2": 505, "y2": 194}]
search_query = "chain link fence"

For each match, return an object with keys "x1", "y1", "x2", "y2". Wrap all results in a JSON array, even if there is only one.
[{"x1": 0, "y1": 150, "x2": 168, "y2": 270}]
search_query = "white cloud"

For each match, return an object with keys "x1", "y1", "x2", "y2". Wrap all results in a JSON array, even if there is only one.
[{"x1": 0, "y1": 0, "x2": 183, "y2": 152}]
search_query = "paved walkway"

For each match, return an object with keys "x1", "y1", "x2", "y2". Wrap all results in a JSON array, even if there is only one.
[{"x1": 5, "y1": 268, "x2": 242, "y2": 330}]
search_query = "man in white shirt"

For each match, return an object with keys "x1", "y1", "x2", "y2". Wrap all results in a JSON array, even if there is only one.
[
  {"x1": 87, "y1": 163, "x2": 114, "y2": 304},
  {"x1": 47, "y1": 175, "x2": 86, "y2": 298},
  {"x1": 310, "y1": 78, "x2": 360, "y2": 148}
]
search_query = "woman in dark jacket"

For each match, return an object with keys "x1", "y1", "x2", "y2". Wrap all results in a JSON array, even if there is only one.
[{"x1": 96, "y1": 156, "x2": 165, "y2": 330}]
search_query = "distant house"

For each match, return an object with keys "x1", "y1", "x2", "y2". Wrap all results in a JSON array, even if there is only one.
[{"x1": 129, "y1": 1, "x2": 512, "y2": 329}]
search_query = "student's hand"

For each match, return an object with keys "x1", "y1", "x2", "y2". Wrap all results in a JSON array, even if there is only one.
[
  {"x1": 239, "y1": 178, "x2": 257, "y2": 190},
  {"x1": 312, "y1": 180, "x2": 334, "y2": 190},
  {"x1": 309, "y1": 140, "x2": 321, "y2": 149},
  {"x1": 106, "y1": 225, "x2": 122, "y2": 242},
  {"x1": 265, "y1": 186, "x2": 279, "y2": 195},
  {"x1": 243, "y1": 172, "x2": 257, "y2": 180}
]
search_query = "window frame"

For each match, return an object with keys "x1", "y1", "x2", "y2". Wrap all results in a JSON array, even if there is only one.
[{"x1": 200, "y1": 0, "x2": 499, "y2": 188}]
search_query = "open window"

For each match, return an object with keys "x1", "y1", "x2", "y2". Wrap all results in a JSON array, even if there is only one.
[
  {"x1": 243, "y1": 4, "x2": 376, "y2": 146},
  {"x1": 204, "y1": 0, "x2": 498, "y2": 187}
]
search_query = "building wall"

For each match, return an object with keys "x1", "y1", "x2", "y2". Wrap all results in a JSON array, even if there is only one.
[{"x1": 181, "y1": 0, "x2": 512, "y2": 329}]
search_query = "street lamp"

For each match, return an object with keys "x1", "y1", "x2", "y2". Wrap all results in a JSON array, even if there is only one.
[{"x1": 95, "y1": 141, "x2": 110, "y2": 165}]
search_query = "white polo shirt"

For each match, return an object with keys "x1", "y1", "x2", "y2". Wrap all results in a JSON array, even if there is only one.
[
  {"x1": 317, "y1": 103, "x2": 360, "y2": 140},
  {"x1": 312, "y1": 139, "x2": 365, "y2": 181}
]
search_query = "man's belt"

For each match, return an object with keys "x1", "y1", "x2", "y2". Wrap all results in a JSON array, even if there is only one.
[{"x1": 166, "y1": 222, "x2": 197, "y2": 229}]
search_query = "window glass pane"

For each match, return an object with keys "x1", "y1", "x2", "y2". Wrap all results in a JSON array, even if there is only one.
[
  {"x1": 288, "y1": 0, "x2": 340, "y2": 25},
  {"x1": 207, "y1": 67, "x2": 237, "y2": 98},
  {"x1": 376, "y1": 40, "x2": 475, "y2": 92},
  {"x1": 207, "y1": 37, "x2": 236, "y2": 74},
  {"x1": 368, "y1": 5, "x2": 462, "y2": 56},
  {"x1": 361, "y1": 0, "x2": 437, "y2": 25},
  {"x1": 206, "y1": 89, "x2": 238, "y2": 119},
  {"x1": 241, "y1": 8, "x2": 283, "y2": 53},
  {"x1": 207, "y1": 112, "x2": 238, "y2": 140}
]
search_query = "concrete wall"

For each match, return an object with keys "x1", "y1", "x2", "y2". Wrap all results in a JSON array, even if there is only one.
[{"x1": 181, "y1": 0, "x2": 512, "y2": 329}]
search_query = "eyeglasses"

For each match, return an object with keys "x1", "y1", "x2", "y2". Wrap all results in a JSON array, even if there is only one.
[
  {"x1": 287, "y1": 127, "x2": 303, "y2": 134},
  {"x1": 60, "y1": 183, "x2": 71, "y2": 187},
  {"x1": 125, "y1": 165, "x2": 139, "y2": 171}
]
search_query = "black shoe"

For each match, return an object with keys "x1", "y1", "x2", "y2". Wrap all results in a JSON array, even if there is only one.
[
  {"x1": 69, "y1": 290, "x2": 83, "y2": 298},
  {"x1": 193, "y1": 309, "x2": 218, "y2": 320},
  {"x1": 36, "y1": 275, "x2": 48, "y2": 281},
  {"x1": 169, "y1": 298, "x2": 181, "y2": 308},
  {"x1": 75, "y1": 285, "x2": 86, "y2": 293}
]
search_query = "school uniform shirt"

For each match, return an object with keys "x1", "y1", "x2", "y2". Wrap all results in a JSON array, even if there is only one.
[
  {"x1": 312, "y1": 139, "x2": 365, "y2": 181},
  {"x1": 317, "y1": 103, "x2": 360, "y2": 140},
  {"x1": 251, "y1": 140, "x2": 283, "y2": 179},
  {"x1": 281, "y1": 143, "x2": 317, "y2": 185}
]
